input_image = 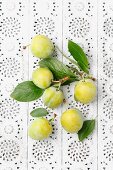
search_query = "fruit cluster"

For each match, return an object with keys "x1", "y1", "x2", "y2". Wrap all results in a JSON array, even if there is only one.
[{"x1": 11, "y1": 35, "x2": 96, "y2": 141}]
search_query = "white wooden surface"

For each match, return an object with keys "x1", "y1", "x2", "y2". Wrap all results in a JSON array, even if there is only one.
[{"x1": 0, "y1": 0, "x2": 113, "y2": 169}]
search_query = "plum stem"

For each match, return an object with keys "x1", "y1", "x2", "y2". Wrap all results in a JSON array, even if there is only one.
[
  {"x1": 85, "y1": 75, "x2": 96, "y2": 81},
  {"x1": 23, "y1": 44, "x2": 30, "y2": 49},
  {"x1": 49, "y1": 113, "x2": 57, "y2": 123},
  {"x1": 63, "y1": 99, "x2": 66, "y2": 103}
]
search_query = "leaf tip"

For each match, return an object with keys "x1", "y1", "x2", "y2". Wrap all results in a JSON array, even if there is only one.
[
  {"x1": 68, "y1": 40, "x2": 72, "y2": 45},
  {"x1": 10, "y1": 92, "x2": 14, "y2": 99}
]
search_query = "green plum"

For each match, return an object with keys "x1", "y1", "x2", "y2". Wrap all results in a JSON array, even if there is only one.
[
  {"x1": 32, "y1": 67, "x2": 53, "y2": 89},
  {"x1": 31, "y1": 35, "x2": 54, "y2": 58},
  {"x1": 74, "y1": 79, "x2": 96, "y2": 104},
  {"x1": 61, "y1": 108, "x2": 83, "y2": 133},
  {"x1": 28, "y1": 118, "x2": 52, "y2": 140},
  {"x1": 42, "y1": 86, "x2": 64, "y2": 108}
]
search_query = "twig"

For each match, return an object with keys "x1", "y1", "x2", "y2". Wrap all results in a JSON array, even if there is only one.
[
  {"x1": 56, "y1": 46, "x2": 79, "y2": 67},
  {"x1": 56, "y1": 46, "x2": 96, "y2": 81},
  {"x1": 56, "y1": 46, "x2": 84, "y2": 77},
  {"x1": 52, "y1": 76, "x2": 70, "y2": 85},
  {"x1": 68, "y1": 66, "x2": 84, "y2": 77}
]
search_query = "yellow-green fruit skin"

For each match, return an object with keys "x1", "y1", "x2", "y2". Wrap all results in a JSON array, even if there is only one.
[
  {"x1": 28, "y1": 118, "x2": 52, "y2": 140},
  {"x1": 31, "y1": 35, "x2": 54, "y2": 58},
  {"x1": 61, "y1": 109, "x2": 83, "y2": 133},
  {"x1": 32, "y1": 67, "x2": 53, "y2": 89},
  {"x1": 74, "y1": 79, "x2": 96, "y2": 104},
  {"x1": 42, "y1": 87, "x2": 64, "y2": 108}
]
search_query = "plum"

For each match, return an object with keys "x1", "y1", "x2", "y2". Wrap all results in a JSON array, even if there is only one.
[
  {"x1": 42, "y1": 86, "x2": 64, "y2": 108},
  {"x1": 74, "y1": 79, "x2": 96, "y2": 104},
  {"x1": 32, "y1": 67, "x2": 53, "y2": 89},
  {"x1": 31, "y1": 35, "x2": 54, "y2": 58},
  {"x1": 61, "y1": 108, "x2": 83, "y2": 133},
  {"x1": 28, "y1": 118, "x2": 52, "y2": 140}
]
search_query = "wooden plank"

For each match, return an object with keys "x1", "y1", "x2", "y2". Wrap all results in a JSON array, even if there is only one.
[
  {"x1": 0, "y1": 0, "x2": 28, "y2": 169},
  {"x1": 28, "y1": 0, "x2": 63, "y2": 169},
  {"x1": 98, "y1": 0, "x2": 113, "y2": 169},
  {"x1": 62, "y1": 0, "x2": 98, "y2": 169}
]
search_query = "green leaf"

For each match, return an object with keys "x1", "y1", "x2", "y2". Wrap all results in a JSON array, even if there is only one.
[
  {"x1": 30, "y1": 108, "x2": 48, "y2": 117},
  {"x1": 10, "y1": 81, "x2": 44, "y2": 102},
  {"x1": 78, "y1": 119, "x2": 95, "y2": 141},
  {"x1": 68, "y1": 40, "x2": 89, "y2": 73},
  {"x1": 39, "y1": 57, "x2": 79, "y2": 84}
]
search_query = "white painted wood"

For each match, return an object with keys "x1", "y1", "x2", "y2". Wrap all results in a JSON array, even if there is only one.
[
  {"x1": 0, "y1": 0, "x2": 28, "y2": 169},
  {"x1": 28, "y1": 1, "x2": 63, "y2": 169},
  {"x1": 0, "y1": 0, "x2": 113, "y2": 170},
  {"x1": 62, "y1": 0, "x2": 98, "y2": 169},
  {"x1": 98, "y1": 0, "x2": 113, "y2": 169}
]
